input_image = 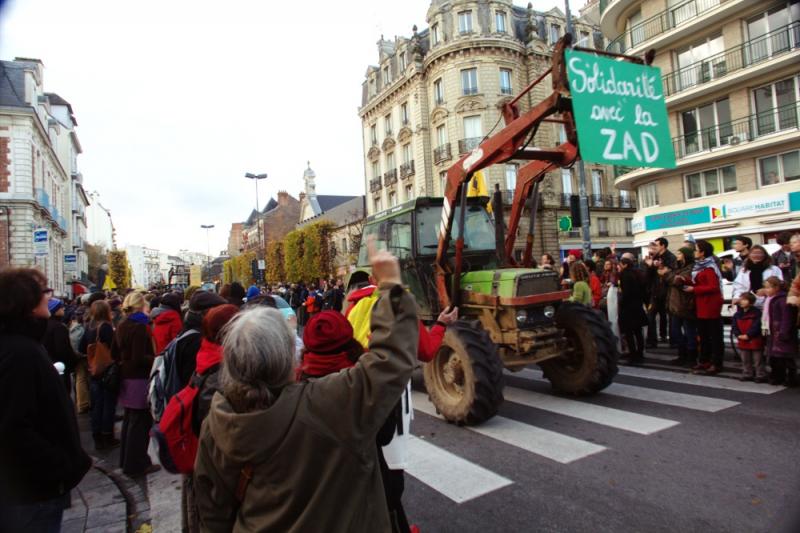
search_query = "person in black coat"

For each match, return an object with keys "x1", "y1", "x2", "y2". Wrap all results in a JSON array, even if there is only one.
[
  {"x1": 174, "y1": 291, "x2": 227, "y2": 388},
  {"x1": 41, "y1": 297, "x2": 78, "y2": 393},
  {"x1": 0, "y1": 268, "x2": 91, "y2": 531},
  {"x1": 618, "y1": 257, "x2": 648, "y2": 363}
]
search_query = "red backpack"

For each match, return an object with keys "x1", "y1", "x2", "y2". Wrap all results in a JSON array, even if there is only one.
[{"x1": 150, "y1": 364, "x2": 219, "y2": 474}]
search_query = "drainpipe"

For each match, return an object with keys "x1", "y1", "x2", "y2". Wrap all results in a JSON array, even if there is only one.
[{"x1": 0, "y1": 207, "x2": 10, "y2": 267}]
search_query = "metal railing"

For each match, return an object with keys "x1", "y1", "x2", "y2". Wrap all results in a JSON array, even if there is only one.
[
  {"x1": 35, "y1": 188, "x2": 50, "y2": 211},
  {"x1": 672, "y1": 102, "x2": 799, "y2": 159},
  {"x1": 462, "y1": 86, "x2": 479, "y2": 96},
  {"x1": 559, "y1": 192, "x2": 637, "y2": 209},
  {"x1": 435, "y1": 95, "x2": 445, "y2": 106},
  {"x1": 433, "y1": 143, "x2": 452, "y2": 165},
  {"x1": 400, "y1": 161, "x2": 415, "y2": 178},
  {"x1": 607, "y1": 0, "x2": 721, "y2": 54},
  {"x1": 501, "y1": 86, "x2": 513, "y2": 95},
  {"x1": 369, "y1": 178, "x2": 382, "y2": 193},
  {"x1": 458, "y1": 137, "x2": 482, "y2": 154},
  {"x1": 383, "y1": 169, "x2": 398, "y2": 187},
  {"x1": 598, "y1": 230, "x2": 610, "y2": 237},
  {"x1": 663, "y1": 22, "x2": 800, "y2": 97}
]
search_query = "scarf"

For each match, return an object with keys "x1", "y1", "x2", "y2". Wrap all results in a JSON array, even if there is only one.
[
  {"x1": 692, "y1": 257, "x2": 723, "y2": 289},
  {"x1": 748, "y1": 262, "x2": 767, "y2": 292},
  {"x1": 127, "y1": 311, "x2": 150, "y2": 325},
  {"x1": 297, "y1": 351, "x2": 354, "y2": 381}
]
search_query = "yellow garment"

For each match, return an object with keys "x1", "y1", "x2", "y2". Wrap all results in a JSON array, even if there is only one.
[
  {"x1": 466, "y1": 170, "x2": 492, "y2": 214},
  {"x1": 347, "y1": 291, "x2": 380, "y2": 348}
]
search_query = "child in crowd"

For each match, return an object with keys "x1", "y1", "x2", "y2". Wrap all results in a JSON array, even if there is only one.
[
  {"x1": 763, "y1": 276, "x2": 798, "y2": 387},
  {"x1": 731, "y1": 293, "x2": 765, "y2": 382}
]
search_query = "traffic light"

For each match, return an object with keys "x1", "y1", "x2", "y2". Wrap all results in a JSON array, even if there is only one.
[{"x1": 569, "y1": 195, "x2": 582, "y2": 227}]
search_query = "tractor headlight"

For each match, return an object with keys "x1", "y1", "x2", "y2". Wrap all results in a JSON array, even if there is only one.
[
  {"x1": 516, "y1": 309, "x2": 528, "y2": 324},
  {"x1": 543, "y1": 305, "x2": 555, "y2": 319}
]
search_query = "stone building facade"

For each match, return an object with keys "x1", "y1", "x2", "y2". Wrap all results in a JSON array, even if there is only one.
[
  {"x1": 0, "y1": 58, "x2": 91, "y2": 296},
  {"x1": 240, "y1": 191, "x2": 301, "y2": 253},
  {"x1": 602, "y1": 0, "x2": 800, "y2": 252},
  {"x1": 358, "y1": 0, "x2": 639, "y2": 259}
]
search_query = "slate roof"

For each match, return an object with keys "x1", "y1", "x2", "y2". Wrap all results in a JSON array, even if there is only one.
[
  {"x1": 0, "y1": 61, "x2": 28, "y2": 107},
  {"x1": 298, "y1": 196, "x2": 365, "y2": 229},
  {"x1": 316, "y1": 195, "x2": 359, "y2": 213}
]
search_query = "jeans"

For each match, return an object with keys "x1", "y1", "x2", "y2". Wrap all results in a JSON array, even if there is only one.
[
  {"x1": 670, "y1": 316, "x2": 697, "y2": 353},
  {"x1": 90, "y1": 379, "x2": 118, "y2": 435},
  {"x1": 0, "y1": 493, "x2": 68, "y2": 533},
  {"x1": 697, "y1": 318, "x2": 724, "y2": 368}
]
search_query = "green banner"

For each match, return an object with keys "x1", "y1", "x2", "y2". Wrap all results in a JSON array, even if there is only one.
[{"x1": 565, "y1": 50, "x2": 676, "y2": 169}]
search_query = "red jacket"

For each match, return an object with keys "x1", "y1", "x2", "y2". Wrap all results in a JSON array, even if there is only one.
[
  {"x1": 152, "y1": 309, "x2": 182, "y2": 353},
  {"x1": 690, "y1": 268, "x2": 723, "y2": 319},
  {"x1": 732, "y1": 307, "x2": 764, "y2": 350},
  {"x1": 589, "y1": 273, "x2": 602, "y2": 308}
]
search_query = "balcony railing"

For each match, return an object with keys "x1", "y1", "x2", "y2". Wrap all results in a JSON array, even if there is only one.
[
  {"x1": 663, "y1": 22, "x2": 800, "y2": 97},
  {"x1": 500, "y1": 190, "x2": 544, "y2": 207},
  {"x1": 433, "y1": 143, "x2": 452, "y2": 165},
  {"x1": 558, "y1": 192, "x2": 637, "y2": 209},
  {"x1": 35, "y1": 188, "x2": 50, "y2": 212},
  {"x1": 500, "y1": 86, "x2": 513, "y2": 95},
  {"x1": 435, "y1": 95, "x2": 445, "y2": 106},
  {"x1": 607, "y1": 0, "x2": 721, "y2": 54},
  {"x1": 383, "y1": 169, "x2": 398, "y2": 187},
  {"x1": 400, "y1": 161, "x2": 415, "y2": 179},
  {"x1": 672, "y1": 102, "x2": 799, "y2": 159},
  {"x1": 462, "y1": 86, "x2": 478, "y2": 96},
  {"x1": 598, "y1": 230, "x2": 610, "y2": 237},
  {"x1": 369, "y1": 178, "x2": 382, "y2": 193},
  {"x1": 458, "y1": 137, "x2": 482, "y2": 154}
]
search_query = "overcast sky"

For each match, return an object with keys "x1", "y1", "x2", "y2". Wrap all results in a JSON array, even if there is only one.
[{"x1": 1, "y1": 0, "x2": 584, "y2": 256}]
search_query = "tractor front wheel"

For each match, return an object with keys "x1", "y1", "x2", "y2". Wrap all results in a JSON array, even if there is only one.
[
  {"x1": 540, "y1": 302, "x2": 619, "y2": 395},
  {"x1": 423, "y1": 320, "x2": 504, "y2": 425}
]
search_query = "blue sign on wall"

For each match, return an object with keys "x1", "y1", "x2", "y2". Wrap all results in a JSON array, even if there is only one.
[
  {"x1": 789, "y1": 191, "x2": 800, "y2": 212},
  {"x1": 645, "y1": 206, "x2": 711, "y2": 231}
]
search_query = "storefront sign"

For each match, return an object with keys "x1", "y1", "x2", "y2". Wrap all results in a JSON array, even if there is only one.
[
  {"x1": 645, "y1": 206, "x2": 710, "y2": 231},
  {"x1": 64, "y1": 254, "x2": 77, "y2": 273},
  {"x1": 565, "y1": 50, "x2": 675, "y2": 169},
  {"x1": 33, "y1": 228, "x2": 49, "y2": 256},
  {"x1": 631, "y1": 217, "x2": 645, "y2": 234},
  {"x1": 710, "y1": 194, "x2": 789, "y2": 221}
]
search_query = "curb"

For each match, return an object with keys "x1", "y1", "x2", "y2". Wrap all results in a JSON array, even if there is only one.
[{"x1": 93, "y1": 457, "x2": 152, "y2": 533}]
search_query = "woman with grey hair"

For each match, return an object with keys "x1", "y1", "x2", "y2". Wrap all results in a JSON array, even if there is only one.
[{"x1": 194, "y1": 244, "x2": 419, "y2": 532}]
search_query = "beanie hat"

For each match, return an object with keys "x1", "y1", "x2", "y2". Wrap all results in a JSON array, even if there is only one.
[
  {"x1": 303, "y1": 311, "x2": 355, "y2": 354},
  {"x1": 202, "y1": 304, "x2": 239, "y2": 343},
  {"x1": 47, "y1": 298, "x2": 63, "y2": 315},
  {"x1": 246, "y1": 285, "x2": 260, "y2": 300},
  {"x1": 189, "y1": 290, "x2": 227, "y2": 312},
  {"x1": 568, "y1": 249, "x2": 583, "y2": 260},
  {"x1": 161, "y1": 292, "x2": 183, "y2": 312}
]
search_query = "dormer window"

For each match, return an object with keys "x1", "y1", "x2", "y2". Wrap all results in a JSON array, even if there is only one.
[
  {"x1": 550, "y1": 24, "x2": 560, "y2": 44},
  {"x1": 369, "y1": 78, "x2": 376, "y2": 96},
  {"x1": 383, "y1": 65, "x2": 390, "y2": 85},
  {"x1": 458, "y1": 11, "x2": 473, "y2": 34},
  {"x1": 496, "y1": 11, "x2": 507, "y2": 33},
  {"x1": 400, "y1": 51, "x2": 407, "y2": 70},
  {"x1": 432, "y1": 23, "x2": 441, "y2": 45}
]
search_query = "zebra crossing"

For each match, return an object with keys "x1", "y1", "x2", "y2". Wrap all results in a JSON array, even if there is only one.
[{"x1": 404, "y1": 365, "x2": 786, "y2": 504}]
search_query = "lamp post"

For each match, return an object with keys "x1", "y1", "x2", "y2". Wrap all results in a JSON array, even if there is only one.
[
  {"x1": 245, "y1": 172, "x2": 268, "y2": 283},
  {"x1": 200, "y1": 224, "x2": 214, "y2": 282}
]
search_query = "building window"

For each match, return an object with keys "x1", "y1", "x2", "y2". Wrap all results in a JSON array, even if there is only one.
[
  {"x1": 580, "y1": 30, "x2": 591, "y2": 47},
  {"x1": 620, "y1": 189, "x2": 632, "y2": 208},
  {"x1": 747, "y1": 3, "x2": 800, "y2": 62},
  {"x1": 458, "y1": 11, "x2": 473, "y2": 34},
  {"x1": 685, "y1": 165, "x2": 737, "y2": 199},
  {"x1": 758, "y1": 150, "x2": 800, "y2": 186},
  {"x1": 384, "y1": 113, "x2": 393, "y2": 136},
  {"x1": 500, "y1": 68, "x2": 513, "y2": 95},
  {"x1": 505, "y1": 163, "x2": 518, "y2": 190},
  {"x1": 549, "y1": 23, "x2": 560, "y2": 44},
  {"x1": 679, "y1": 97, "x2": 731, "y2": 156},
  {"x1": 591, "y1": 169, "x2": 604, "y2": 197},
  {"x1": 753, "y1": 77, "x2": 798, "y2": 136},
  {"x1": 638, "y1": 182, "x2": 659, "y2": 208},
  {"x1": 389, "y1": 190, "x2": 397, "y2": 207},
  {"x1": 434, "y1": 78, "x2": 444, "y2": 105},
  {"x1": 496, "y1": 11, "x2": 507, "y2": 33},
  {"x1": 383, "y1": 65, "x2": 390, "y2": 85},
  {"x1": 402, "y1": 143, "x2": 412, "y2": 164},
  {"x1": 440, "y1": 171, "x2": 448, "y2": 195},
  {"x1": 406, "y1": 184, "x2": 414, "y2": 201},
  {"x1": 370, "y1": 125, "x2": 377, "y2": 145},
  {"x1": 386, "y1": 152, "x2": 396, "y2": 172},
  {"x1": 627, "y1": 11, "x2": 644, "y2": 47},
  {"x1": 436, "y1": 124, "x2": 447, "y2": 147},
  {"x1": 401, "y1": 102, "x2": 409, "y2": 125},
  {"x1": 675, "y1": 34, "x2": 724, "y2": 90},
  {"x1": 369, "y1": 78, "x2": 376, "y2": 96},
  {"x1": 561, "y1": 169, "x2": 573, "y2": 195},
  {"x1": 597, "y1": 218, "x2": 609, "y2": 237},
  {"x1": 399, "y1": 51, "x2": 407, "y2": 71},
  {"x1": 371, "y1": 160, "x2": 380, "y2": 179},
  {"x1": 374, "y1": 196, "x2": 383, "y2": 212},
  {"x1": 432, "y1": 23, "x2": 440, "y2": 45},
  {"x1": 461, "y1": 68, "x2": 478, "y2": 95},
  {"x1": 625, "y1": 218, "x2": 633, "y2": 236},
  {"x1": 463, "y1": 115, "x2": 482, "y2": 141}
]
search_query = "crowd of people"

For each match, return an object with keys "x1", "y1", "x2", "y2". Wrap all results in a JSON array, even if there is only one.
[{"x1": 556, "y1": 232, "x2": 800, "y2": 384}]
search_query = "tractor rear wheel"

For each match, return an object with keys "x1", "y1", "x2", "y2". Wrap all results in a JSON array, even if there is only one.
[
  {"x1": 540, "y1": 302, "x2": 619, "y2": 395},
  {"x1": 423, "y1": 320, "x2": 504, "y2": 425}
]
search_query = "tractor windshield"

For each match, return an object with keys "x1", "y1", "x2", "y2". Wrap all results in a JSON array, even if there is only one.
[
  {"x1": 357, "y1": 211, "x2": 413, "y2": 266},
  {"x1": 416, "y1": 204, "x2": 495, "y2": 254}
]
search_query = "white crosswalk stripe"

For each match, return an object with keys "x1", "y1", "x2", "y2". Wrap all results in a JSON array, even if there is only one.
[
  {"x1": 502, "y1": 387, "x2": 679, "y2": 435},
  {"x1": 510, "y1": 368, "x2": 740, "y2": 413},
  {"x1": 617, "y1": 365, "x2": 785, "y2": 394},
  {"x1": 405, "y1": 435, "x2": 513, "y2": 503},
  {"x1": 411, "y1": 391, "x2": 606, "y2": 464}
]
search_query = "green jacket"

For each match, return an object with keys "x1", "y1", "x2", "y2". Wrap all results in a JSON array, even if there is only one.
[
  {"x1": 569, "y1": 280, "x2": 592, "y2": 306},
  {"x1": 193, "y1": 283, "x2": 419, "y2": 533}
]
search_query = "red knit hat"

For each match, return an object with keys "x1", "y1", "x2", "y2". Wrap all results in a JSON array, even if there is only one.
[
  {"x1": 202, "y1": 304, "x2": 239, "y2": 343},
  {"x1": 568, "y1": 249, "x2": 583, "y2": 259},
  {"x1": 303, "y1": 311, "x2": 354, "y2": 354}
]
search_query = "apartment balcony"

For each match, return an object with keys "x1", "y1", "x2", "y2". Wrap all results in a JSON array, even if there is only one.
[
  {"x1": 399, "y1": 161, "x2": 415, "y2": 179},
  {"x1": 35, "y1": 188, "x2": 50, "y2": 212},
  {"x1": 458, "y1": 137, "x2": 482, "y2": 154},
  {"x1": 663, "y1": 22, "x2": 800, "y2": 99},
  {"x1": 433, "y1": 143, "x2": 452, "y2": 165},
  {"x1": 605, "y1": 0, "x2": 731, "y2": 55},
  {"x1": 383, "y1": 169, "x2": 398, "y2": 187},
  {"x1": 589, "y1": 194, "x2": 639, "y2": 209},
  {"x1": 369, "y1": 178, "x2": 382, "y2": 193},
  {"x1": 673, "y1": 103, "x2": 799, "y2": 159}
]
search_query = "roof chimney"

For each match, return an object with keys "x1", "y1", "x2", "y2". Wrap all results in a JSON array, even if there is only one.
[{"x1": 277, "y1": 190, "x2": 289, "y2": 206}]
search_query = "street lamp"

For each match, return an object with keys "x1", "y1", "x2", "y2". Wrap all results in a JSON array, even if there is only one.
[
  {"x1": 200, "y1": 224, "x2": 214, "y2": 282},
  {"x1": 245, "y1": 172, "x2": 268, "y2": 282}
]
